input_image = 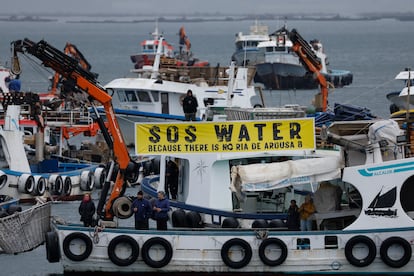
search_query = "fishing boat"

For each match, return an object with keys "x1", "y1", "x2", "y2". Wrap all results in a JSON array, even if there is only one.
[
  {"x1": 231, "y1": 23, "x2": 353, "y2": 90},
  {"x1": 231, "y1": 20, "x2": 269, "y2": 67},
  {"x1": 130, "y1": 24, "x2": 209, "y2": 70},
  {"x1": 46, "y1": 115, "x2": 414, "y2": 274},
  {"x1": 105, "y1": 36, "x2": 262, "y2": 147},
  {"x1": 14, "y1": 34, "x2": 414, "y2": 275},
  {"x1": 387, "y1": 69, "x2": 414, "y2": 118},
  {"x1": 0, "y1": 93, "x2": 106, "y2": 203},
  {"x1": 255, "y1": 26, "x2": 353, "y2": 90}
]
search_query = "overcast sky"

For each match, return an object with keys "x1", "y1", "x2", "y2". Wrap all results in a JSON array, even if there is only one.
[{"x1": 3, "y1": 0, "x2": 413, "y2": 16}]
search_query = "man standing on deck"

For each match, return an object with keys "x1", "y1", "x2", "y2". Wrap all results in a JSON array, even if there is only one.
[
  {"x1": 152, "y1": 191, "x2": 170, "y2": 230},
  {"x1": 132, "y1": 191, "x2": 152, "y2": 230},
  {"x1": 182, "y1": 89, "x2": 198, "y2": 121}
]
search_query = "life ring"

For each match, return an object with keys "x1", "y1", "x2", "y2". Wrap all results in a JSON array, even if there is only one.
[
  {"x1": 0, "y1": 172, "x2": 8, "y2": 189},
  {"x1": 258, "y1": 238, "x2": 288, "y2": 266},
  {"x1": 107, "y1": 235, "x2": 139, "y2": 266},
  {"x1": 112, "y1": 196, "x2": 133, "y2": 219},
  {"x1": 49, "y1": 175, "x2": 63, "y2": 195},
  {"x1": 380, "y1": 237, "x2": 412, "y2": 268},
  {"x1": 141, "y1": 237, "x2": 173, "y2": 268},
  {"x1": 80, "y1": 170, "x2": 94, "y2": 191},
  {"x1": 45, "y1": 231, "x2": 61, "y2": 263},
  {"x1": 62, "y1": 177, "x2": 72, "y2": 196},
  {"x1": 221, "y1": 238, "x2": 252, "y2": 269},
  {"x1": 345, "y1": 235, "x2": 377, "y2": 267},
  {"x1": 33, "y1": 175, "x2": 46, "y2": 196},
  {"x1": 253, "y1": 104, "x2": 263, "y2": 108},
  {"x1": 17, "y1": 174, "x2": 35, "y2": 194},
  {"x1": 63, "y1": 232, "x2": 93, "y2": 262},
  {"x1": 93, "y1": 167, "x2": 106, "y2": 189}
]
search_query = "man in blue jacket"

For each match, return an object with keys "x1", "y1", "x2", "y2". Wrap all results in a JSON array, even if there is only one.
[
  {"x1": 131, "y1": 191, "x2": 152, "y2": 230},
  {"x1": 152, "y1": 191, "x2": 170, "y2": 230}
]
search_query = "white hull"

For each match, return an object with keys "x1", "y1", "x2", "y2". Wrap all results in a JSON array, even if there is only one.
[{"x1": 55, "y1": 224, "x2": 414, "y2": 274}]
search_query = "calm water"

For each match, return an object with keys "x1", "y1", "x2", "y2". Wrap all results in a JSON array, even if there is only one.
[{"x1": 0, "y1": 17, "x2": 413, "y2": 275}]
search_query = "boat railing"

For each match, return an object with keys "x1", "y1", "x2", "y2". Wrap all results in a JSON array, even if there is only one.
[
  {"x1": 224, "y1": 106, "x2": 306, "y2": 121},
  {"x1": 43, "y1": 109, "x2": 93, "y2": 126}
]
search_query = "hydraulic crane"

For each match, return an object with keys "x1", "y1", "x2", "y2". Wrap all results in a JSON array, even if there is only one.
[
  {"x1": 11, "y1": 38, "x2": 139, "y2": 224},
  {"x1": 288, "y1": 29, "x2": 329, "y2": 112}
]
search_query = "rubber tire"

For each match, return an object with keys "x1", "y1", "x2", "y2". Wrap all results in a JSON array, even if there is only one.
[
  {"x1": 258, "y1": 238, "x2": 288, "y2": 266},
  {"x1": 45, "y1": 231, "x2": 61, "y2": 263},
  {"x1": 34, "y1": 176, "x2": 47, "y2": 196},
  {"x1": 172, "y1": 209, "x2": 187, "y2": 227},
  {"x1": 63, "y1": 177, "x2": 72, "y2": 196},
  {"x1": 345, "y1": 235, "x2": 377, "y2": 267},
  {"x1": 141, "y1": 237, "x2": 173, "y2": 268},
  {"x1": 252, "y1": 219, "x2": 269, "y2": 228},
  {"x1": 107, "y1": 235, "x2": 139, "y2": 266},
  {"x1": 186, "y1": 211, "x2": 202, "y2": 228},
  {"x1": 221, "y1": 238, "x2": 252, "y2": 269},
  {"x1": 222, "y1": 217, "x2": 239, "y2": 228},
  {"x1": 380, "y1": 237, "x2": 412, "y2": 268},
  {"x1": 63, "y1": 232, "x2": 93, "y2": 262}
]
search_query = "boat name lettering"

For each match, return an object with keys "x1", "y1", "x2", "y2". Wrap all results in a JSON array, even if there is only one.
[{"x1": 373, "y1": 169, "x2": 394, "y2": 176}]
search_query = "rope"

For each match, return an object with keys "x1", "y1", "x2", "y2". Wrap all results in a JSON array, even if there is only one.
[
  {"x1": 90, "y1": 225, "x2": 105, "y2": 244},
  {"x1": 255, "y1": 229, "x2": 269, "y2": 240}
]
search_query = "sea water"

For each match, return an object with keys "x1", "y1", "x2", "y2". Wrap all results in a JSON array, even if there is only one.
[{"x1": 0, "y1": 17, "x2": 414, "y2": 275}]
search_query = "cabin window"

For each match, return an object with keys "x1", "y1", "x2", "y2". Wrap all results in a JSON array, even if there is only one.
[
  {"x1": 125, "y1": 90, "x2": 138, "y2": 102},
  {"x1": 275, "y1": 46, "x2": 286, "y2": 52},
  {"x1": 266, "y1": 47, "x2": 274, "y2": 52},
  {"x1": 116, "y1": 90, "x2": 127, "y2": 102},
  {"x1": 137, "y1": 91, "x2": 151, "y2": 102},
  {"x1": 151, "y1": 91, "x2": 159, "y2": 102}
]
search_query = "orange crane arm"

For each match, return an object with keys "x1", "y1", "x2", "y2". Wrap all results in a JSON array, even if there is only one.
[
  {"x1": 12, "y1": 38, "x2": 137, "y2": 221},
  {"x1": 289, "y1": 29, "x2": 328, "y2": 112}
]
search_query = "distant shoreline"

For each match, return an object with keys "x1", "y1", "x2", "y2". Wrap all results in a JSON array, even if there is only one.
[{"x1": 0, "y1": 14, "x2": 414, "y2": 23}]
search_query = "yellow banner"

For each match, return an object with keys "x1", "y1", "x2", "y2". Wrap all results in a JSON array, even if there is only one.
[{"x1": 135, "y1": 118, "x2": 315, "y2": 155}]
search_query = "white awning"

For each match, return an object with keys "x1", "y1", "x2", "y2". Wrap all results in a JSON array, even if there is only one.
[{"x1": 231, "y1": 156, "x2": 343, "y2": 192}]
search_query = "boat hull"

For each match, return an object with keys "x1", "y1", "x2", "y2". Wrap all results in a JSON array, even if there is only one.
[
  {"x1": 255, "y1": 63, "x2": 353, "y2": 90},
  {"x1": 53, "y1": 223, "x2": 414, "y2": 274},
  {"x1": 255, "y1": 62, "x2": 317, "y2": 90}
]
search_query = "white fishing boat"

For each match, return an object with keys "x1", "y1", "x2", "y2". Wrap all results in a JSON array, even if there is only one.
[
  {"x1": 13, "y1": 34, "x2": 414, "y2": 275},
  {"x1": 255, "y1": 27, "x2": 353, "y2": 90},
  {"x1": 0, "y1": 95, "x2": 106, "y2": 203},
  {"x1": 45, "y1": 116, "x2": 414, "y2": 274},
  {"x1": 104, "y1": 36, "x2": 262, "y2": 146}
]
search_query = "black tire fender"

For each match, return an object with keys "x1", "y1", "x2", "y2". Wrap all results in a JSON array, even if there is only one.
[
  {"x1": 18, "y1": 174, "x2": 35, "y2": 194},
  {"x1": 80, "y1": 170, "x2": 94, "y2": 191},
  {"x1": 258, "y1": 238, "x2": 288, "y2": 266},
  {"x1": 62, "y1": 176, "x2": 72, "y2": 196},
  {"x1": 45, "y1": 231, "x2": 60, "y2": 263},
  {"x1": 221, "y1": 238, "x2": 252, "y2": 269},
  {"x1": 34, "y1": 175, "x2": 46, "y2": 196},
  {"x1": 107, "y1": 235, "x2": 139, "y2": 266},
  {"x1": 380, "y1": 236, "x2": 412, "y2": 268},
  {"x1": 141, "y1": 237, "x2": 173, "y2": 268},
  {"x1": 345, "y1": 235, "x2": 377, "y2": 267},
  {"x1": 63, "y1": 232, "x2": 93, "y2": 261},
  {"x1": 49, "y1": 175, "x2": 63, "y2": 195}
]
